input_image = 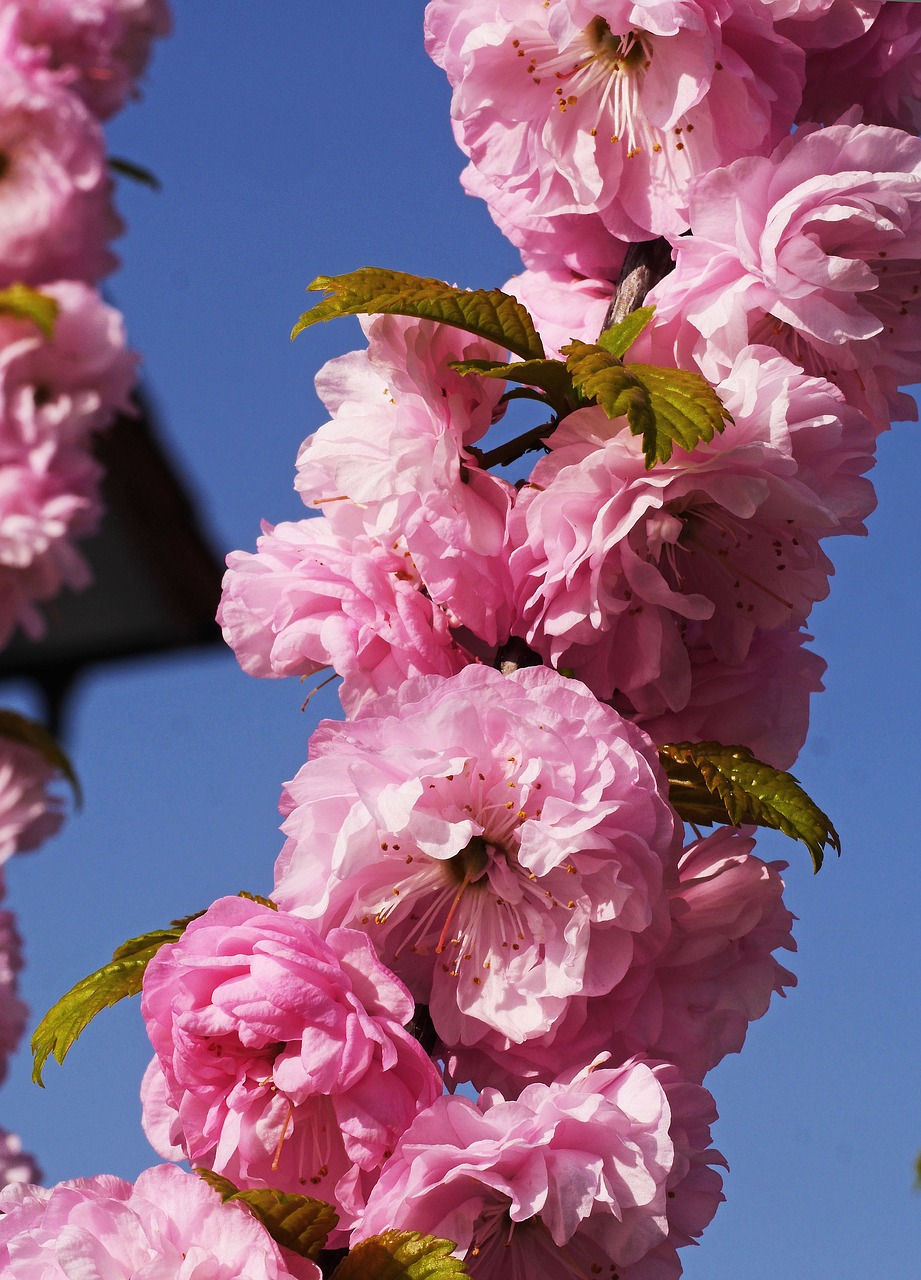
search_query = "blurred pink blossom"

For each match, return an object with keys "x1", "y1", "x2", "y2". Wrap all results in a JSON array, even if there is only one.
[
  {"x1": 0, "y1": 63, "x2": 119, "y2": 284},
  {"x1": 141, "y1": 896, "x2": 441, "y2": 1237},
  {"x1": 0, "y1": 0, "x2": 171, "y2": 120},
  {"x1": 0, "y1": 1128, "x2": 39, "y2": 1190}
]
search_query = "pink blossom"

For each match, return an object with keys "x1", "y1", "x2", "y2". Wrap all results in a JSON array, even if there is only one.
[
  {"x1": 218, "y1": 516, "x2": 470, "y2": 715},
  {"x1": 425, "y1": 0, "x2": 804, "y2": 244},
  {"x1": 0, "y1": 1129, "x2": 39, "y2": 1190},
  {"x1": 0, "y1": 282, "x2": 136, "y2": 447},
  {"x1": 446, "y1": 827, "x2": 796, "y2": 1090},
  {"x1": 645, "y1": 121, "x2": 921, "y2": 427},
  {"x1": 0, "y1": 0, "x2": 171, "y2": 120},
  {"x1": 0, "y1": 739, "x2": 65, "y2": 863},
  {"x1": 505, "y1": 267, "x2": 615, "y2": 360},
  {"x1": 141, "y1": 896, "x2": 441, "y2": 1237},
  {"x1": 0, "y1": 896, "x2": 26, "y2": 1086},
  {"x1": 295, "y1": 314, "x2": 514, "y2": 644},
  {"x1": 0, "y1": 437, "x2": 103, "y2": 646},
  {"x1": 507, "y1": 346, "x2": 860, "y2": 711},
  {"x1": 0, "y1": 63, "x2": 119, "y2": 284},
  {"x1": 628, "y1": 627, "x2": 826, "y2": 770},
  {"x1": 356, "y1": 1057, "x2": 724, "y2": 1280},
  {"x1": 274, "y1": 664, "x2": 678, "y2": 1054},
  {"x1": 797, "y1": 3, "x2": 921, "y2": 133},
  {"x1": 774, "y1": 0, "x2": 881, "y2": 50},
  {"x1": 0, "y1": 1162, "x2": 320, "y2": 1280}
]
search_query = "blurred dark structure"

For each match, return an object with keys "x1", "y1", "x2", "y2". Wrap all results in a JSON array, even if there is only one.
[{"x1": 0, "y1": 390, "x2": 226, "y2": 735}]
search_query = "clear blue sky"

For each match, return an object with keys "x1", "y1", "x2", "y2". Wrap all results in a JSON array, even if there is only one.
[{"x1": 1, "y1": 7, "x2": 918, "y2": 1278}]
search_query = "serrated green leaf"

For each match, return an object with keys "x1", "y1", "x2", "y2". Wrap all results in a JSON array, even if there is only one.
[
  {"x1": 0, "y1": 709, "x2": 81, "y2": 806},
  {"x1": 658, "y1": 741, "x2": 840, "y2": 872},
  {"x1": 450, "y1": 355, "x2": 573, "y2": 413},
  {"x1": 563, "y1": 340, "x2": 731, "y2": 466},
  {"x1": 331, "y1": 1230, "x2": 470, "y2": 1280},
  {"x1": 108, "y1": 156, "x2": 161, "y2": 190},
  {"x1": 195, "y1": 1169, "x2": 337, "y2": 1260},
  {"x1": 597, "y1": 305, "x2": 655, "y2": 358},
  {"x1": 31, "y1": 927, "x2": 183, "y2": 1085},
  {"x1": 292, "y1": 268, "x2": 545, "y2": 362},
  {"x1": 237, "y1": 891, "x2": 277, "y2": 909},
  {"x1": 0, "y1": 284, "x2": 58, "y2": 340}
]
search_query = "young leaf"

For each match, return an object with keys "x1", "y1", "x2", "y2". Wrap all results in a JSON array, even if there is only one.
[
  {"x1": 449, "y1": 355, "x2": 573, "y2": 414},
  {"x1": 563, "y1": 340, "x2": 731, "y2": 466},
  {"x1": 0, "y1": 709, "x2": 81, "y2": 806},
  {"x1": 292, "y1": 268, "x2": 545, "y2": 362},
  {"x1": 658, "y1": 741, "x2": 840, "y2": 872},
  {"x1": 195, "y1": 1169, "x2": 338, "y2": 1260},
  {"x1": 597, "y1": 304, "x2": 655, "y2": 358},
  {"x1": 330, "y1": 1230, "x2": 470, "y2": 1280},
  {"x1": 108, "y1": 156, "x2": 162, "y2": 191},
  {"x1": 32, "y1": 891, "x2": 273, "y2": 1085},
  {"x1": 0, "y1": 284, "x2": 58, "y2": 339}
]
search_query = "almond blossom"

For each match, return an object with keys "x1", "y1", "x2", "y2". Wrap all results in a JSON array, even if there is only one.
[
  {"x1": 508, "y1": 346, "x2": 866, "y2": 711},
  {"x1": 141, "y1": 896, "x2": 441, "y2": 1236},
  {"x1": 645, "y1": 120, "x2": 921, "y2": 427},
  {"x1": 295, "y1": 313, "x2": 514, "y2": 644},
  {"x1": 357, "y1": 1056, "x2": 724, "y2": 1280},
  {"x1": 425, "y1": 0, "x2": 804, "y2": 248},
  {"x1": 274, "y1": 664, "x2": 678, "y2": 1053},
  {"x1": 0, "y1": 1162, "x2": 320, "y2": 1280},
  {"x1": 218, "y1": 515, "x2": 471, "y2": 714}
]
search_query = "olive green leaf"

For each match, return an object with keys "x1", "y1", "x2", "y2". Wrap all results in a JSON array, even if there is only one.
[
  {"x1": 196, "y1": 1169, "x2": 338, "y2": 1260},
  {"x1": 330, "y1": 1230, "x2": 471, "y2": 1280},
  {"x1": 0, "y1": 284, "x2": 58, "y2": 339}
]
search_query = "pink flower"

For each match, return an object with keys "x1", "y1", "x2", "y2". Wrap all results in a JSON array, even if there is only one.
[
  {"x1": 0, "y1": 1129, "x2": 39, "y2": 1190},
  {"x1": 445, "y1": 827, "x2": 796, "y2": 1090},
  {"x1": 0, "y1": 437, "x2": 103, "y2": 646},
  {"x1": 218, "y1": 516, "x2": 470, "y2": 715},
  {"x1": 0, "y1": 0, "x2": 171, "y2": 120},
  {"x1": 645, "y1": 120, "x2": 921, "y2": 427},
  {"x1": 774, "y1": 0, "x2": 881, "y2": 50},
  {"x1": 627, "y1": 627, "x2": 826, "y2": 770},
  {"x1": 141, "y1": 896, "x2": 441, "y2": 1237},
  {"x1": 797, "y1": 3, "x2": 921, "y2": 133},
  {"x1": 295, "y1": 314, "x2": 514, "y2": 644},
  {"x1": 0, "y1": 64, "x2": 119, "y2": 285},
  {"x1": 505, "y1": 267, "x2": 615, "y2": 360},
  {"x1": 425, "y1": 0, "x2": 804, "y2": 244},
  {"x1": 0, "y1": 1163, "x2": 320, "y2": 1280},
  {"x1": 0, "y1": 896, "x2": 26, "y2": 1086},
  {"x1": 0, "y1": 282, "x2": 136, "y2": 447},
  {"x1": 356, "y1": 1057, "x2": 724, "y2": 1280},
  {"x1": 0, "y1": 739, "x2": 65, "y2": 864},
  {"x1": 274, "y1": 665, "x2": 678, "y2": 1054},
  {"x1": 508, "y1": 346, "x2": 860, "y2": 711}
]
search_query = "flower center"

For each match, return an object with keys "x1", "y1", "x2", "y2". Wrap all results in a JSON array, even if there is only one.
[{"x1": 584, "y1": 18, "x2": 647, "y2": 72}]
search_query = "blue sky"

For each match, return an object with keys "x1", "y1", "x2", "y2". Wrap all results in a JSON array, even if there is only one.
[{"x1": 1, "y1": 7, "x2": 919, "y2": 1277}]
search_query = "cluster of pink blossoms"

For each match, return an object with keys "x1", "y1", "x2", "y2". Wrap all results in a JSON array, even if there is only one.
[
  {"x1": 7, "y1": 3, "x2": 918, "y2": 1279},
  {"x1": 0, "y1": 0, "x2": 168, "y2": 1199},
  {"x1": 189, "y1": 3, "x2": 921, "y2": 1276}
]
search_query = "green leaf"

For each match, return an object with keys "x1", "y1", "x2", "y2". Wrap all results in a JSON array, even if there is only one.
[
  {"x1": 108, "y1": 156, "x2": 161, "y2": 191},
  {"x1": 658, "y1": 741, "x2": 840, "y2": 872},
  {"x1": 195, "y1": 1169, "x2": 337, "y2": 1260},
  {"x1": 597, "y1": 305, "x2": 655, "y2": 358},
  {"x1": 563, "y1": 340, "x2": 732, "y2": 466},
  {"x1": 331, "y1": 1230, "x2": 470, "y2": 1280},
  {"x1": 0, "y1": 709, "x2": 81, "y2": 806},
  {"x1": 31, "y1": 891, "x2": 275, "y2": 1085},
  {"x1": 450, "y1": 355, "x2": 573, "y2": 413},
  {"x1": 0, "y1": 284, "x2": 58, "y2": 339},
  {"x1": 292, "y1": 268, "x2": 545, "y2": 362}
]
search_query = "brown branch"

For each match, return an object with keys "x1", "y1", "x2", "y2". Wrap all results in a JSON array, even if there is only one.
[
  {"x1": 602, "y1": 237, "x2": 675, "y2": 332},
  {"x1": 473, "y1": 421, "x2": 556, "y2": 471}
]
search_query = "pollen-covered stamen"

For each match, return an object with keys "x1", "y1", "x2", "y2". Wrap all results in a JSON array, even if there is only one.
[
  {"x1": 271, "y1": 1097, "x2": 296, "y2": 1172},
  {"x1": 436, "y1": 835, "x2": 490, "y2": 953}
]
